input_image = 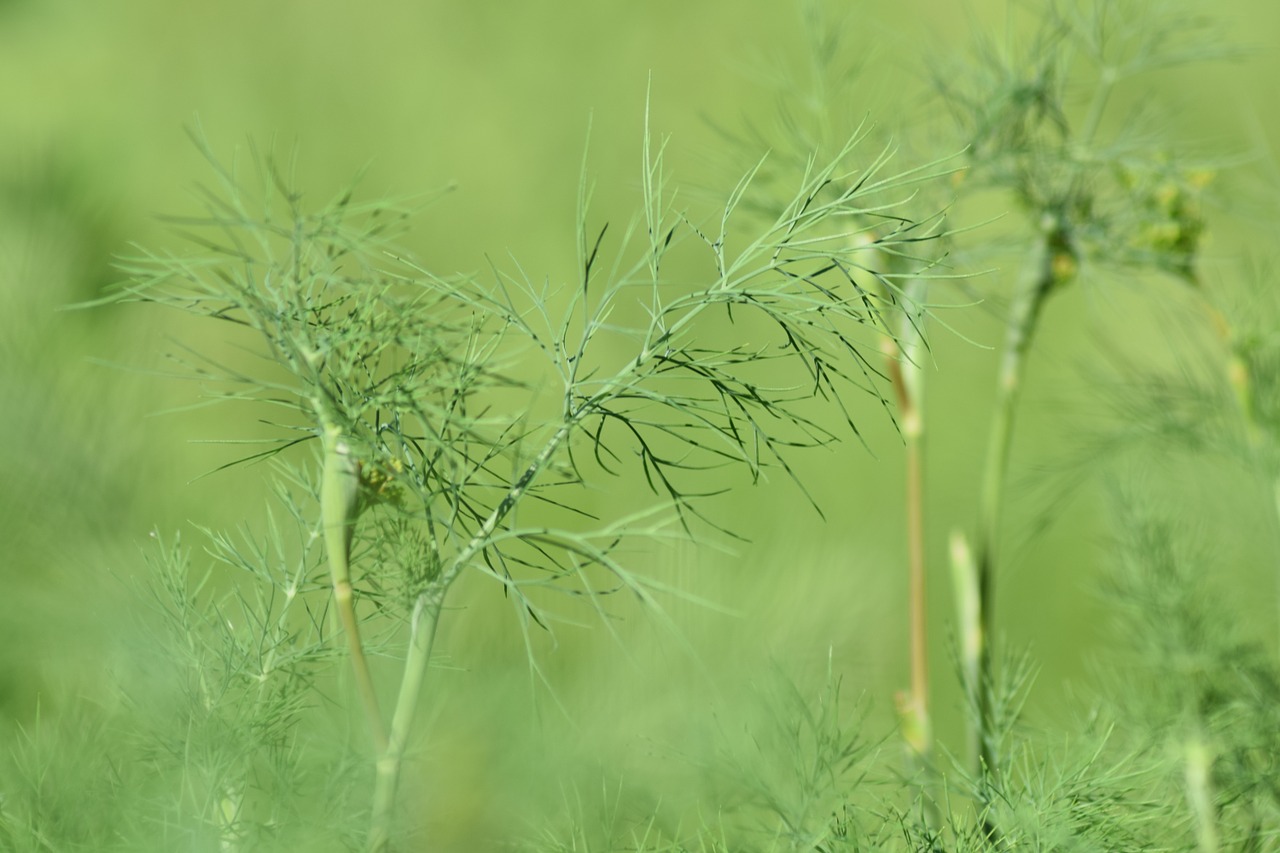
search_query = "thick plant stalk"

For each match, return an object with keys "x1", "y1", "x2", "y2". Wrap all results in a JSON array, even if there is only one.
[
  {"x1": 859, "y1": 224, "x2": 934, "y2": 774},
  {"x1": 970, "y1": 222, "x2": 1065, "y2": 794},
  {"x1": 321, "y1": 423, "x2": 388, "y2": 755},
  {"x1": 950, "y1": 529, "x2": 1001, "y2": 844},
  {"x1": 949, "y1": 530, "x2": 980, "y2": 719},
  {"x1": 889, "y1": 343, "x2": 930, "y2": 755},
  {"x1": 883, "y1": 277, "x2": 934, "y2": 790},
  {"x1": 1184, "y1": 733, "x2": 1221, "y2": 853}
]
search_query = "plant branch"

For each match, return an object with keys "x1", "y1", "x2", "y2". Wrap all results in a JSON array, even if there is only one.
[
  {"x1": 320, "y1": 422, "x2": 388, "y2": 756},
  {"x1": 368, "y1": 584, "x2": 445, "y2": 853},
  {"x1": 880, "y1": 270, "x2": 936, "y2": 819},
  {"x1": 366, "y1": 418, "x2": 578, "y2": 848},
  {"x1": 971, "y1": 221, "x2": 1065, "y2": 801}
]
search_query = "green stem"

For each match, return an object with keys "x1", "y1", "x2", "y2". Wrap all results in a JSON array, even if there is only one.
[
  {"x1": 949, "y1": 530, "x2": 980, "y2": 721},
  {"x1": 895, "y1": 357, "x2": 943, "y2": 830},
  {"x1": 884, "y1": 279, "x2": 935, "y2": 807},
  {"x1": 971, "y1": 224, "x2": 1061, "y2": 797},
  {"x1": 904, "y1": 391, "x2": 929, "y2": 725},
  {"x1": 899, "y1": 281, "x2": 930, "y2": 727},
  {"x1": 321, "y1": 422, "x2": 389, "y2": 756},
  {"x1": 1184, "y1": 732, "x2": 1220, "y2": 853},
  {"x1": 365, "y1": 419, "x2": 577, "y2": 850},
  {"x1": 368, "y1": 586, "x2": 445, "y2": 853}
]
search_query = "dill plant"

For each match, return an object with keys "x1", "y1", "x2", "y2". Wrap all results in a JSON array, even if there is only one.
[
  {"x1": 923, "y1": 0, "x2": 1229, "y2": 820},
  {"x1": 598, "y1": 2, "x2": 1267, "y2": 851},
  {"x1": 100, "y1": 110, "x2": 956, "y2": 850}
]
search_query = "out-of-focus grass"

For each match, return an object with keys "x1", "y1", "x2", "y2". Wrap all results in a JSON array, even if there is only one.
[{"x1": 3, "y1": 1, "x2": 1280, "y2": 849}]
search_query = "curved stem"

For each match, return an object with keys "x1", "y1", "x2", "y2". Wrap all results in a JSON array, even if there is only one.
[{"x1": 321, "y1": 423, "x2": 388, "y2": 756}]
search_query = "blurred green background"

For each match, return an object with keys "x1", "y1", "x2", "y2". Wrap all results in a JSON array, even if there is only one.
[{"x1": 3, "y1": 0, "x2": 1279, "y2": 848}]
